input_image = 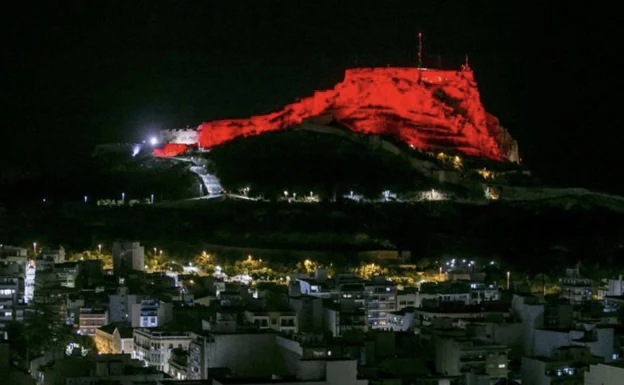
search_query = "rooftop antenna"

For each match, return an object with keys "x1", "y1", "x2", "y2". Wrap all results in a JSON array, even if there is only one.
[{"x1": 417, "y1": 32, "x2": 423, "y2": 68}]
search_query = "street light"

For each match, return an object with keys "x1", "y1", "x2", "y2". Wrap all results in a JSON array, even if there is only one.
[
  {"x1": 33, "y1": 242, "x2": 37, "y2": 255},
  {"x1": 121, "y1": 192, "x2": 125, "y2": 204},
  {"x1": 150, "y1": 194, "x2": 154, "y2": 204},
  {"x1": 506, "y1": 271, "x2": 511, "y2": 290},
  {"x1": 84, "y1": 195, "x2": 88, "y2": 203},
  {"x1": 98, "y1": 244, "x2": 102, "y2": 256}
]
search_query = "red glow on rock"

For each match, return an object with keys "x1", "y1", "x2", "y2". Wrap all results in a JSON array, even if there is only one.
[
  {"x1": 153, "y1": 143, "x2": 191, "y2": 157},
  {"x1": 155, "y1": 67, "x2": 515, "y2": 161}
]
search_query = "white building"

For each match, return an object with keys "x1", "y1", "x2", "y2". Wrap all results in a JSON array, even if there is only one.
[
  {"x1": 365, "y1": 277, "x2": 397, "y2": 329},
  {"x1": 244, "y1": 310, "x2": 298, "y2": 334},
  {"x1": 132, "y1": 329, "x2": 192, "y2": 373},
  {"x1": 585, "y1": 362, "x2": 624, "y2": 385},
  {"x1": 131, "y1": 299, "x2": 173, "y2": 328},
  {"x1": 37, "y1": 354, "x2": 164, "y2": 385},
  {"x1": 323, "y1": 301, "x2": 368, "y2": 337},
  {"x1": 533, "y1": 325, "x2": 615, "y2": 363},
  {"x1": 559, "y1": 266, "x2": 593, "y2": 304},
  {"x1": 521, "y1": 345, "x2": 601, "y2": 385},
  {"x1": 388, "y1": 307, "x2": 416, "y2": 332},
  {"x1": 212, "y1": 360, "x2": 367, "y2": 385},
  {"x1": 0, "y1": 246, "x2": 27, "y2": 265},
  {"x1": 78, "y1": 307, "x2": 109, "y2": 336},
  {"x1": 112, "y1": 242, "x2": 145, "y2": 275},
  {"x1": 606, "y1": 275, "x2": 624, "y2": 297},
  {"x1": 24, "y1": 263, "x2": 35, "y2": 303},
  {"x1": 189, "y1": 331, "x2": 280, "y2": 380},
  {"x1": 54, "y1": 262, "x2": 80, "y2": 288},
  {"x1": 396, "y1": 288, "x2": 417, "y2": 310},
  {"x1": 37, "y1": 246, "x2": 66, "y2": 271},
  {"x1": 0, "y1": 277, "x2": 24, "y2": 329},
  {"x1": 434, "y1": 337, "x2": 509, "y2": 381},
  {"x1": 295, "y1": 270, "x2": 397, "y2": 331},
  {"x1": 189, "y1": 330, "x2": 368, "y2": 385},
  {"x1": 108, "y1": 285, "x2": 142, "y2": 324}
]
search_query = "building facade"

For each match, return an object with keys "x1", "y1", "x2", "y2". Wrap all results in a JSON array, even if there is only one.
[
  {"x1": 131, "y1": 299, "x2": 173, "y2": 328},
  {"x1": 559, "y1": 267, "x2": 593, "y2": 305},
  {"x1": 79, "y1": 308, "x2": 109, "y2": 336},
  {"x1": 133, "y1": 329, "x2": 192, "y2": 373},
  {"x1": 112, "y1": 242, "x2": 145, "y2": 275},
  {"x1": 244, "y1": 310, "x2": 298, "y2": 334},
  {"x1": 522, "y1": 346, "x2": 602, "y2": 385},
  {"x1": 435, "y1": 336, "x2": 509, "y2": 381}
]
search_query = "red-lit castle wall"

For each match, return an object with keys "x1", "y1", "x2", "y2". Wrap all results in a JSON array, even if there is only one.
[{"x1": 154, "y1": 67, "x2": 515, "y2": 161}]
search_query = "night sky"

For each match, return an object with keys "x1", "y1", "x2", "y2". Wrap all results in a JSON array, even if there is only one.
[{"x1": 1, "y1": 2, "x2": 617, "y2": 195}]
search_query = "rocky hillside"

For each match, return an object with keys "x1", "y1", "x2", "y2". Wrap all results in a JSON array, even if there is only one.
[{"x1": 156, "y1": 66, "x2": 518, "y2": 162}]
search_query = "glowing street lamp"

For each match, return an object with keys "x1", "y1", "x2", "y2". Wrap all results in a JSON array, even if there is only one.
[
  {"x1": 98, "y1": 244, "x2": 102, "y2": 256},
  {"x1": 506, "y1": 271, "x2": 511, "y2": 290},
  {"x1": 150, "y1": 194, "x2": 154, "y2": 204},
  {"x1": 149, "y1": 136, "x2": 159, "y2": 146},
  {"x1": 84, "y1": 195, "x2": 88, "y2": 203},
  {"x1": 33, "y1": 242, "x2": 37, "y2": 255},
  {"x1": 121, "y1": 192, "x2": 125, "y2": 204}
]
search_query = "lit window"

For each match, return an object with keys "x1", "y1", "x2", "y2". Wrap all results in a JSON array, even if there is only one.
[{"x1": 498, "y1": 364, "x2": 506, "y2": 368}]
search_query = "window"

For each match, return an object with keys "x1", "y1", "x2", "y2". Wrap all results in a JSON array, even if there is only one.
[{"x1": 498, "y1": 364, "x2": 506, "y2": 368}]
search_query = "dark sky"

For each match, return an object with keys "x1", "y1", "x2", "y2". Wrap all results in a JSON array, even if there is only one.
[{"x1": 1, "y1": 2, "x2": 618, "y2": 194}]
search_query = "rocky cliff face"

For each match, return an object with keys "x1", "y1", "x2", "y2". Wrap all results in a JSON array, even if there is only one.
[{"x1": 155, "y1": 67, "x2": 518, "y2": 162}]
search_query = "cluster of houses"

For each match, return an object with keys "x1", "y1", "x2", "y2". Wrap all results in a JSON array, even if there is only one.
[{"x1": 2, "y1": 243, "x2": 624, "y2": 384}]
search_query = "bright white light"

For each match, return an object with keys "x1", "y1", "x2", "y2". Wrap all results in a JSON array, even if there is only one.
[
  {"x1": 490, "y1": 261, "x2": 495, "y2": 265},
  {"x1": 149, "y1": 136, "x2": 159, "y2": 146},
  {"x1": 132, "y1": 144, "x2": 141, "y2": 157}
]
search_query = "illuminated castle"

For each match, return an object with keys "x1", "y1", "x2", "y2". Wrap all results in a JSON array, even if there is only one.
[{"x1": 154, "y1": 64, "x2": 518, "y2": 163}]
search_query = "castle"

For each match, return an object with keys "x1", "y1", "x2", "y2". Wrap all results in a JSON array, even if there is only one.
[{"x1": 154, "y1": 65, "x2": 518, "y2": 163}]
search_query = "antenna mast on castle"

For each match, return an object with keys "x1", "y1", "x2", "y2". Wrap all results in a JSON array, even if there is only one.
[
  {"x1": 417, "y1": 32, "x2": 423, "y2": 68},
  {"x1": 462, "y1": 54, "x2": 472, "y2": 71}
]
